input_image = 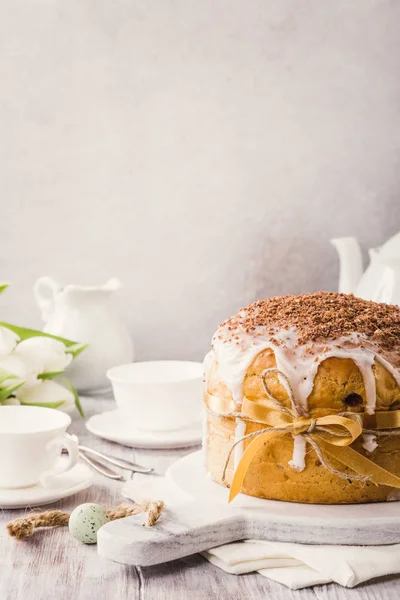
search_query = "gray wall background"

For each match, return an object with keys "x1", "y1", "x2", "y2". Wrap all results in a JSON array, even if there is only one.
[{"x1": 1, "y1": 0, "x2": 400, "y2": 361}]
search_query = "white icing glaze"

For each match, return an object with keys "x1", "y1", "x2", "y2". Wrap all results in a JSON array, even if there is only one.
[
  {"x1": 233, "y1": 419, "x2": 246, "y2": 469},
  {"x1": 375, "y1": 354, "x2": 400, "y2": 389},
  {"x1": 210, "y1": 326, "x2": 400, "y2": 417},
  {"x1": 202, "y1": 350, "x2": 215, "y2": 467},
  {"x1": 288, "y1": 435, "x2": 307, "y2": 472},
  {"x1": 201, "y1": 415, "x2": 208, "y2": 466},
  {"x1": 203, "y1": 350, "x2": 215, "y2": 387},
  {"x1": 205, "y1": 320, "x2": 400, "y2": 477},
  {"x1": 362, "y1": 433, "x2": 378, "y2": 453},
  {"x1": 352, "y1": 352, "x2": 376, "y2": 415}
]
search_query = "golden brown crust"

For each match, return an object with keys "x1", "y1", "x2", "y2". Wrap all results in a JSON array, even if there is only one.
[{"x1": 206, "y1": 350, "x2": 400, "y2": 504}]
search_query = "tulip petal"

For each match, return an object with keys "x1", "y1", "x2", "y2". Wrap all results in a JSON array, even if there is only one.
[
  {"x1": 16, "y1": 380, "x2": 75, "y2": 413},
  {"x1": 15, "y1": 337, "x2": 72, "y2": 374},
  {"x1": 0, "y1": 326, "x2": 20, "y2": 357},
  {"x1": 0, "y1": 353, "x2": 41, "y2": 388},
  {"x1": 1, "y1": 397, "x2": 21, "y2": 406}
]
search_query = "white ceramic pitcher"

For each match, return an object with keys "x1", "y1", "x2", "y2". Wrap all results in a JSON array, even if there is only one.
[{"x1": 34, "y1": 277, "x2": 134, "y2": 395}]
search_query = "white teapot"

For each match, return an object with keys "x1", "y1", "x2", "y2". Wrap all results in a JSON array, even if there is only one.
[
  {"x1": 34, "y1": 277, "x2": 134, "y2": 395},
  {"x1": 331, "y1": 232, "x2": 400, "y2": 305}
]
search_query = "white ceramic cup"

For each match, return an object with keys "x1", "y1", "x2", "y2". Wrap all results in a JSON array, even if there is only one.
[
  {"x1": 107, "y1": 361, "x2": 204, "y2": 431},
  {"x1": 0, "y1": 405, "x2": 79, "y2": 489}
]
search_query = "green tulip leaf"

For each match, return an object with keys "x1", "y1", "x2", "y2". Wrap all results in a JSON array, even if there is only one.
[
  {"x1": 0, "y1": 369, "x2": 19, "y2": 385},
  {"x1": 64, "y1": 342, "x2": 88, "y2": 359},
  {"x1": 0, "y1": 283, "x2": 10, "y2": 295},
  {"x1": 0, "y1": 380, "x2": 25, "y2": 400},
  {"x1": 0, "y1": 322, "x2": 88, "y2": 359},
  {"x1": 56, "y1": 376, "x2": 85, "y2": 418},
  {"x1": 20, "y1": 400, "x2": 65, "y2": 409},
  {"x1": 38, "y1": 371, "x2": 64, "y2": 380},
  {"x1": 0, "y1": 368, "x2": 24, "y2": 400}
]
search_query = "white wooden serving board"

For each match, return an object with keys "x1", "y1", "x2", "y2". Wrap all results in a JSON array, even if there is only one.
[{"x1": 97, "y1": 451, "x2": 400, "y2": 566}]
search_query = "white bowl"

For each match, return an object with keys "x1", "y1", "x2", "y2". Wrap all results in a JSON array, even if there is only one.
[{"x1": 107, "y1": 361, "x2": 204, "y2": 432}]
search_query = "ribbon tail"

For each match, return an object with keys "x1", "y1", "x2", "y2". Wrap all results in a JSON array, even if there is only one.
[
  {"x1": 228, "y1": 431, "x2": 285, "y2": 502},
  {"x1": 316, "y1": 437, "x2": 400, "y2": 489},
  {"x1": 365, "y1": 410, "x2": 400, "y2": 430}
]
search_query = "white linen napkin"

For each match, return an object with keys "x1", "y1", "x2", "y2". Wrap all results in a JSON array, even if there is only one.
[
  {"x1": 123, "y1": 478, "x2": 400, "y2": 590},
  {"x1": 203, "y1": 539, "x2": 400, "y2": 589}
]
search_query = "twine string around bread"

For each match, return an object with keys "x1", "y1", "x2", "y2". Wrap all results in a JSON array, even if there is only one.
[
  {"x1": 205, "y1": 368, "x2": 400, "y2": 502},
  {"x1": 7, "y1": 500, "x2": 164, "y2": 541},
  {"x1": 219, "y1": 368, "x2": 367, "y2": 486}
]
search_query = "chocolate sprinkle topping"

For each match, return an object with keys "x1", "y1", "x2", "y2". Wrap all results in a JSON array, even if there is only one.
[{"x1": 219, "y1": 292, "x2": 400, "y2": 351}]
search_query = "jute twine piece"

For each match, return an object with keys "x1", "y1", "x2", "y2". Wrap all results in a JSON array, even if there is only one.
[
  {"x1": 216, "y1": 367, "x2": 393, "y2": 486},
  {"x1": 7, "y1": 500, "x2": 164, "y2": 541}
]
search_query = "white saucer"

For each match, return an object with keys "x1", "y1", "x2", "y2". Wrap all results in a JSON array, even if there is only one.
[
  {"x1": 86, "y1": 409, "x2": 202, "y2": 449},
  {"x1": 0, "y1": 463, "x2": 94, "y2": 509}
]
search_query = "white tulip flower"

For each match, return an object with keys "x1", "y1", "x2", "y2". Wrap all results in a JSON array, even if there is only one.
[
  {"x1": 15, "y1": 336, "x2": 72, "y2": 374},
  {"x1": 0, "y1": 353, "x2": 41, "y2": 387},
  {"x1": 0, "y1": 326, "x2": 20, "y2": 357},
  {"x1": 1, "y1": 397, "x2": 21, "y2": 406},
  {"x1": 16, "y1": 379, "x2": 75, "y2": 413}
]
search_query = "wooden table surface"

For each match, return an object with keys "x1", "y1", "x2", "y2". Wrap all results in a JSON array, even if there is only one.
[{"x1": 1, "y1": 397, "x2": 400, "y2": 600}]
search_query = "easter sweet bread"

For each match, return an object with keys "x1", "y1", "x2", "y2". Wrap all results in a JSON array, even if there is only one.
[{"x1": 203, "y1": 292, "x2": 400, "y2": 504}]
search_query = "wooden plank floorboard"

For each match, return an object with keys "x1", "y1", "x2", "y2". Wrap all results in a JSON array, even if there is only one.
[{"x1": 0, "y1": 397, "x2": 398, "y2": 600}]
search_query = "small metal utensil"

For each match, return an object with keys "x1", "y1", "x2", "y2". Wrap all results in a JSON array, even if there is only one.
[
  {"x1": 78, "y1": 445, "x2": 153, "y2": 474},
  {"x1": 79, "y1": 451, "x2": 126, "y2": 481}
]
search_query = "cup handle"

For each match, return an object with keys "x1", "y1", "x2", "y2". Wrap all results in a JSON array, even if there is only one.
[{"x1": 40, "y1": 433, "x2": 79, "y2": 488}]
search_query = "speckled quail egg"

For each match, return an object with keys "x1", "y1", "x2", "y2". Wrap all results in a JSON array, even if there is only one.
[{"x1": 68, "y1": 503, "x2": 110, "y2": 544}]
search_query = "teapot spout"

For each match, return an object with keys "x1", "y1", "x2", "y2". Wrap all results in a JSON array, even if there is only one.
[
  {"x1": 102, "y1": 278, "x2": 122, "y2": 292},
  {"x1": 331, "y1": 237, "x2": 364, "y2": 294}
]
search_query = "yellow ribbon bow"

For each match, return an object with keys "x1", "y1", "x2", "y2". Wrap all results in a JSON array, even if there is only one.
[{"x1": 205, "y1": 368, "x2": 400, "y2": 502}]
